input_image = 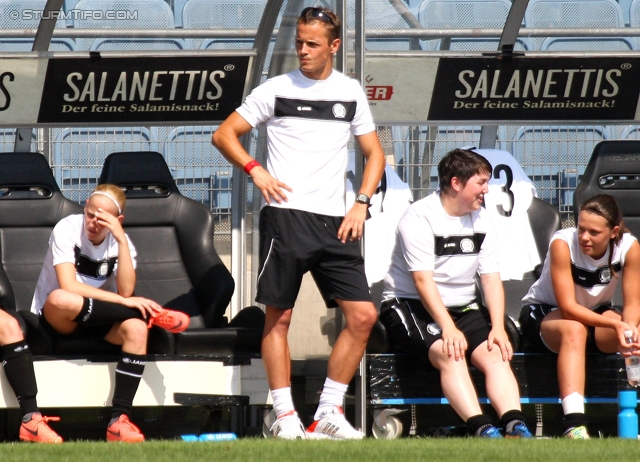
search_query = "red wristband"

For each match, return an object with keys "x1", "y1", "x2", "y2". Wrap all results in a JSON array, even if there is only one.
[{"x1": 243, "y1": 160, "x2": 261, "y2": 175}]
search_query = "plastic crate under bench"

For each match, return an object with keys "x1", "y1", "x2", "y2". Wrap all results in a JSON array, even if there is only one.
[{"x1": 368, "y1": 353, "x2": 627, "y2": 405}]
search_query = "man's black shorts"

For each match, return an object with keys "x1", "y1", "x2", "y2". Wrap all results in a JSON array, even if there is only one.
[
  {"x1": 256, "y1": 206, "x2": 371, "y2": 309},
  {"x1": 379, "y1": 298, "x2": 492, "y2": 367}
]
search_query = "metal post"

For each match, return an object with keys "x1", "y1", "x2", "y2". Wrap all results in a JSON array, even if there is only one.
[
  {"x1": 335, "y1": 0, "x2": 347, "y2": 74},
  {"x1": 14, "y1": 0, "x2": 64, "y2": 153},
  {"x1": 478, "y1": 0, "x2": 529, "y2": 151},
  {"x1": 498, "y1": 0, "x2": 530, "y2": 50},
  {"x1": 228, "y1": 0, "x2": 285, "y2": 316},
  {"x1": 479, "y1": 126, "x2": 498, "y2": 149},
  {"x1": 353, "y1": 0, "x2": 368, "y2": 434}
]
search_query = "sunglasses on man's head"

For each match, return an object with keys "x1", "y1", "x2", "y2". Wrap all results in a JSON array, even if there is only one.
[{"x1": 300, "y1": 7, "x2": 337, "y2": 27}]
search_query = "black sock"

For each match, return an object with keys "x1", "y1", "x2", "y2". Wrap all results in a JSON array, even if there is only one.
[
  {"x1": 563, "y1": 413, "x2": 588, "y2": 433},
  {"x1": 466, "y1": 414, "x2": 495, "y2": 436},
  {"x1": 499, "y1": 409, "x2": 528, "y2": 433},
  {"x1": 2, "y1": 341, "x2": 39, "y2": 417},
  {"x1": 73, "y1": 298, "x2": 143, "y2": 326},
  {"x1": 110, "y1": 353, "x2": 146, "y2": 422}
]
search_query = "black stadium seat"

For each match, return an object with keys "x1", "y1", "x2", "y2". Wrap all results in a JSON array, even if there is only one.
[
  {"x1": 0, "y1": 152, "x2": 83, "y2": 354},
  {"x1": 574, "y1": 140, "x2": 640, "y2": 238},
  {"x1": 498, "y1": 197, "x2": 561, "y2": 351},
  {"x1": 98, "y1": 151, "x2": 264, "y2": 358}
]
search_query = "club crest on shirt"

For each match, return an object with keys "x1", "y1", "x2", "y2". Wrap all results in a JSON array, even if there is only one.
[
  {"x1": 460, "y1": 238, "x2": 475, "y2": 253},
  {"x1": 599, "y1": 267, "x2": 611, "y2": 284},
  {"x1": 98, "y1": 262, "x2": 109, "y2": 277},
  {"x1": 427, "y1": 322, "x2": 442, "y2": 335},
  {"x1": 332, "y1": 103, "x2": 346, "y2": 118}
]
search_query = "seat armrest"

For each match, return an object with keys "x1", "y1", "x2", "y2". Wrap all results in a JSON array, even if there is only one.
[
  {"x1": 148, "y1": 326, "x2": 176, "y2": 355},
  {"x1": 228, "y1": 306, "x2": 265, "y2": 330},
  {"x1": 366, "y1": 320, "x2": 389, "y2": 354},
  {"x1": 17, "y1": 311, "x2": 55, "y2": 355}
]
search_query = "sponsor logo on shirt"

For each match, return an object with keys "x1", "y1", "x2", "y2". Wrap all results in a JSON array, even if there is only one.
[
  {"x1": 599, "y1": 268, "x2": 611, "y2": 284},
  {"x1": 332, "y1": 103, "x2": 347, "y2": 118},
  {"x1": 98, "y1": 262, "x2": 109, "y2": 277},
  {"x1": 460, "y1": 238, "x2": 475, "y2": 253}
]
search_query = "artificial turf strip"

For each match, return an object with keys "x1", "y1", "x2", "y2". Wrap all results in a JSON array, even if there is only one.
[{"x1": 0, "y1": 438, "x2": 639, "y2": 462}]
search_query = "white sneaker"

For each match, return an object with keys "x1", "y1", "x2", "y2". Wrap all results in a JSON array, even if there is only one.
[
  {"x1": 266, "y1": 410, "x2": 306, "y2": 440},
  {"x1": 306, "y1": 406, "x2": 365, "y2": 440}
]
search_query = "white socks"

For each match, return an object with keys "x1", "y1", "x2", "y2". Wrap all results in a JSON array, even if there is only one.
[
  {"x1": 314, "y1": 378, "x2": 348, "y2": 421},
  {"x1": 271, "y1": 379, "x2": 349, "y2": 421},
  {"x1": 561, "y1": 392, "x2": 585, "y2": 415},
  {"x1": 271, "y1": 387, "x2": 295, "y2": 418}
]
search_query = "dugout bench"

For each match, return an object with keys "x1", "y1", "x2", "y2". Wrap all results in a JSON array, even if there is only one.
[
  {"x1": 365, "y1": 140, "x2": 640, "y2": 439},
  {"x1": 0, "y1": 151, "x2": 269, "y2": 441}
]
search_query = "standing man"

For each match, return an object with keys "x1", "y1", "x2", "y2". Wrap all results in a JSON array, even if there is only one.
[
  {"x1": 212, "y1": 7, "x2": 385, "y2": 440},
  {"x1": 380, "y1": 149, "x2": 533, "y2": 438}
]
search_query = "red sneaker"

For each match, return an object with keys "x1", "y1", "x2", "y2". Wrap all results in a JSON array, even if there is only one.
[
  {"x1": 19, "y1": 414, "x2": 63, "y2": 443},
  {"x1": 147, "y1": 308, "x2": 189, "y2": 333},
  {"x1": 106, "y1": 415, "x2": 144, "y2": 443}
]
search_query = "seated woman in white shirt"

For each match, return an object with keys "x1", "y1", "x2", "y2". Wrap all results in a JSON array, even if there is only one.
[
  {"x1": 520, "y1": 194, "x2": 640, "y2": 439},
  {"x1": 31, "y1": 184, "x2": 189, "y2": 442}
]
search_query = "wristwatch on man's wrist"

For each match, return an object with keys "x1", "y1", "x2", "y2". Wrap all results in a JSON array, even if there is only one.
[{"x1": 355, "y1": 193, "x2": 370, "y2": 205}]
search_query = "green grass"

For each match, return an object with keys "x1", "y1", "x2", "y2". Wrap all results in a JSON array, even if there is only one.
[{"x1": 2, "y1": 438, "x2": 640, "y2": 462}]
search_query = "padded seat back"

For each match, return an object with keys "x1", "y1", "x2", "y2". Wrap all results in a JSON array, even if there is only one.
[
  {"x1": 0, "y1": 152, "x2": 82, "y2": 312},
  {"x1": 98, "y1": 151, "x2": 235, "y2": 328},
  {"x1": 574, "y1": 140, "x2": 640, "y2": 238},
  {"x1": 502, "y1": 197, "x2": 561, "y2": 350},
  {"x1": 528, "y1": 197, "x2": 562, "y2": 275}
]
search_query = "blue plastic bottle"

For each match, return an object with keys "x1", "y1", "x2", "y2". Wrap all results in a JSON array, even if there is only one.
[
  {"x1": 181, "y1": 433, "x2": 237, "y2": 442},
  {"x1": 198, "y1": 433, "x2": 238, "y2": 442},
  {"x1": 618, "y1": 388, "x2": 638, "y2": 439}
]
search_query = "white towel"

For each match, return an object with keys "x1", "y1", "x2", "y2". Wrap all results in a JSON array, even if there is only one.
[
  {"x1": 346, "y1": 154, "x2": 413, "y2": 284},
  {"x1": 469, "y1": 148, "x2": 540, "y2": 281}
]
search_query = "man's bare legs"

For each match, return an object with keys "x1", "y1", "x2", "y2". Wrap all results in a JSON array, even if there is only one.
[{"x1": 261, "y1": 300, "x2": 376, "y2": 438}]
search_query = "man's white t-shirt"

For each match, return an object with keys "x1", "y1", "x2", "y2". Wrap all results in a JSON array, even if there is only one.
[
  {"x1": 236, "y1": 68, "x2": 375, "y2": 217},
  {"x1": 383, "y1": 191, "x2": 500, "y2": 307},
  {"x1": 30, "y1": 214, "x2": 137, "y2": 314},
  {"x1": 522, "y1": 228, "x2": 636, "y2": 309}
]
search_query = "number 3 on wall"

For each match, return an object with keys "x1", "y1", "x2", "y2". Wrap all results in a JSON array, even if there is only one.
[{"x1": 493, "y1": 164, "x2": 514, "y2": 217}]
